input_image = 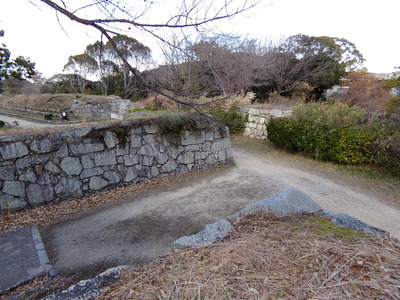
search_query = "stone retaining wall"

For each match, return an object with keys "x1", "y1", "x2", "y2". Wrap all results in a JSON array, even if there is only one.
[
  {"x1": 242, "y1": 108, "x2": 292, "y2": 139},
  {"x1": 0, "y1": 119, "x2": 233, "y2": 212},
  {"x1": 70, "y1": 99, "x2": 133, "y2": 121}
]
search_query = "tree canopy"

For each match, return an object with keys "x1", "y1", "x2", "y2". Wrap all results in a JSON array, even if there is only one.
[{"x1": 0, "y1": 31, "x2": 36, "y2": 92}]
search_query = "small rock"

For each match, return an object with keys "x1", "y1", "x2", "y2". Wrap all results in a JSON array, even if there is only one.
[{"x1": 48, "y1": 268, "x2": 58, "y2": 277}]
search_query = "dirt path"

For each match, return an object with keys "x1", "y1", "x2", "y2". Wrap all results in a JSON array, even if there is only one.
[
  {"x1": 43, "y1": 137, "x2": 400, "y2": 274},
  {"x1": 0, "y1": 114, "x2": 52, "y2": 128}
]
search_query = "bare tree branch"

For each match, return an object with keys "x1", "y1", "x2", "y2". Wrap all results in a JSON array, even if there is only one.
[{"x1": 38, "y1": 0, "x2": 260, "y2": 108}]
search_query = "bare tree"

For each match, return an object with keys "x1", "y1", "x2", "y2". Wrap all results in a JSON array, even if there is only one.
[
  {"x1": 38, "y1": 0, "x2": 260, "y2": 107},
  {"x1": 105, "y1": 35, "x2": 152, "y2": 98},
  {"x1": 63, "y1": 53, "x2": 97, "y2": 93},
  {"x1": 187, "y1": 36, "x2": 260, "y2": 96},
  {"x1": 85, "y1": 41, "x2": 118, "y2": 96}
]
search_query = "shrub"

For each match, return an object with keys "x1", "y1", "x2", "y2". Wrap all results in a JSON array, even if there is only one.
[
  {"x1": 267, "y1": 103, "x2": 380, "y2": 165},
  {"x1": 44, "y1": 113, "x2": 53, "y2": 120},
  {"x1": 128, "y1": 106, "x2": 158, "y2": 113},
  {"x1": 208, "y1": 106, "x2": 246, "y2": 133},
  {"x1": 293, "y1": 103, "x2": 367, "y2": 127},
  {"x1": 386, "y1": 96, "x2": 400, "y2": 114},
  {"x1": 266, "y1": 117, "x2": 300, "y2": 152},
  {"x1": 155, "y1": 114, "x2": 200, "y2": 135},
  {"x1": 369, "y1": 134, "x2": 400, "y2": 175}
]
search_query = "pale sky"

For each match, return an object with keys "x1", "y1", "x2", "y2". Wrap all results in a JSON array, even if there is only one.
[{"x1": 0, "y1": 0, "x2": 399, "y2": 78}]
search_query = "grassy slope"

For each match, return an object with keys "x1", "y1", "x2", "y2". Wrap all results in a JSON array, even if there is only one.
[{"x1": 101, "y1": 213, "x2": 400, "y2": 299}]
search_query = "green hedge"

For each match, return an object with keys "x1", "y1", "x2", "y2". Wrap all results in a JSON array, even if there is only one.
[
  {"x1": 267, "y1": 118, "x2": 377, "y2": 164},
  {"x1": 267, "y1": 103, "x2": 399, "y2": 172}
]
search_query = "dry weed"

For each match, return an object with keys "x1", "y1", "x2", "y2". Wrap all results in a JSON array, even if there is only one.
[{"x1": 100, "y1": 213, "x2": 400, "y2": 300}]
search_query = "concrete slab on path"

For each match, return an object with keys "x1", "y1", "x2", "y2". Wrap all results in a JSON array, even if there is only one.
[{"x1": 0, "y1": 226, "x2": 52, "y2": 293}]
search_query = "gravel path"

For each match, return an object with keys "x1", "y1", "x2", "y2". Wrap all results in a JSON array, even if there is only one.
[{"x1": 43, "y1": 137, "x2": 400, "y2": 274}]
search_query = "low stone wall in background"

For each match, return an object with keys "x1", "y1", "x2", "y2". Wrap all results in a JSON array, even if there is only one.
[
  {"x1": 242, "y1": 108, "x2": 293, "y2": 140},
  {"x1": 0, "y1": 119, "x2": 233, "y2": 212},
  {"x1": 70, "y1": 99, "x2": 134, "y2": 121}
]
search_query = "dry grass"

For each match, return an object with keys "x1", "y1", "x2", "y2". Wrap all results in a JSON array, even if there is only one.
[
  {"x1": 100, "y1": 213, "x2": 400, "y2": 300},
  {"x1": 0, "y1": 94, "x2": 119, "y2": 111}
]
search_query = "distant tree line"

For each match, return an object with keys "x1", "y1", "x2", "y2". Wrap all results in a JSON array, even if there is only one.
[
  {"x1": 41, "y1": 35, "x2": 151, "y2": 99},
  {"x1": 40, "y1": 33, "x2": 365, "y2": 103}
]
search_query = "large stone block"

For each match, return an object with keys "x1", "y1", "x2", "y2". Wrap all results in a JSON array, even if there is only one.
[
  {"x1": 56, "y1": 144, "x2": 69, "y2": 158},
  {"x1": 156, "y1": 153, "x2": 168, "y2": 165},
  {"x1": 60, "y1": 157, "x2": 82, "y2": 176},
  {"x1": 181, "y1": 131, "x2": 205, "y2": 146},
  {"x1": 3, "y1": 181, "x2": 25, "y2": 198},
  {"x1": 161, "y1": 159, "x2": 178, "y2": 173},
  {"x1": 123, "y1": 154, "x2": 139, "y2": 166},
  {"x1": 124, "y1": 167, "x2": 138, "y2": 182},
  {"x1": 55, "y1": 178, "x2": 83, "y2": 199},
  {"x1": 30, "y1": 138, "x2": 58, "y2": 154},
  {"x1": 0, "y1": 166, "x2": 15, "y2": 181},
  {"x1": 26, "y1": 184, "x2": 54, "y2": 206},
  {"x1": 16, "y1": 154, "x2": 52, "y2": 170},
  {"x1": 0, "y1": 142, "x2": 28, "y2": 160},
  {"x1": 139, "y1": 143, "x2": 157, "y2": 157},
  {"x1": 81, "y1": 154, "x2": 94, "y2": 169},
  {"x1": 89, "y1": 176, "x2": 109, "y2": 191},
  {"x1": 37, "y1": 173, "x2": 58, "y2": 186},
  {"x1": 18, "y1": 168, "x2": 37, "y2": 183},
  {"x1": 94, "y1": 151, "x2": 117, "y2": 166},
  {"x1": 142, "y1": 156, "x2": 154, "y2": 167},
  {"x1": 150, "y1": 166, "x2": 160, "y2": 177},
  {"x1": 232, "y1": 187, "x2": 322, "y2": 220},
  {"x1": 54, "y1": 127, "x2": 92, "y2": 139},
  {"x1": 165, "y1": 146, "x2": 183, "y2": 159},
  {"x1": 210, "y1": 138, "x2": 230, "y2": 152},
  {"x1": 103, "y1": 171, "x2": 121, "y2": 184},
  {"x1": 115, "y1": 144, "x2": 129, "y2": 156},
  {"x1": 80, "y1": 167, "x2": 104, "y2": 179},
  {"x1": 103, "y1": 131, "x2": 119, "y2": 149},
  {"x1": 130, "y1": 135, "x2": 142, "y2": 148},
  {"x1": 174, "y1": 219, "x2": 233, "y2": 248},
  {"x1": 243, "y1": 127, "x2": 251, "y2": 137},
  {"x1": 69, "y1": 143, "x2": 104, "y2": 156},
  {"x1": 138, "y1": 166, "x2": 151, "y2": 179},
  {"x1": 0, "y1": 194, "x2": 27, "y2": 211},
  {"x1": 205, "y1": 132, "x2": 214, "y2": 141},
  {"x1": 270, "y1": 109, "x2": 283, "y2": 117},
  {"x1": 178, "y1": 152, "x2": 195, "y2": 165},
  {"x1": 44, "y1": 161, "x2": 61, "y2": 174}
]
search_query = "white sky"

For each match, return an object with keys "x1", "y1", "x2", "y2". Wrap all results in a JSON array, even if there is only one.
[{"x1": 0, "y1": 0, "x2": 399, "y2": 78}]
